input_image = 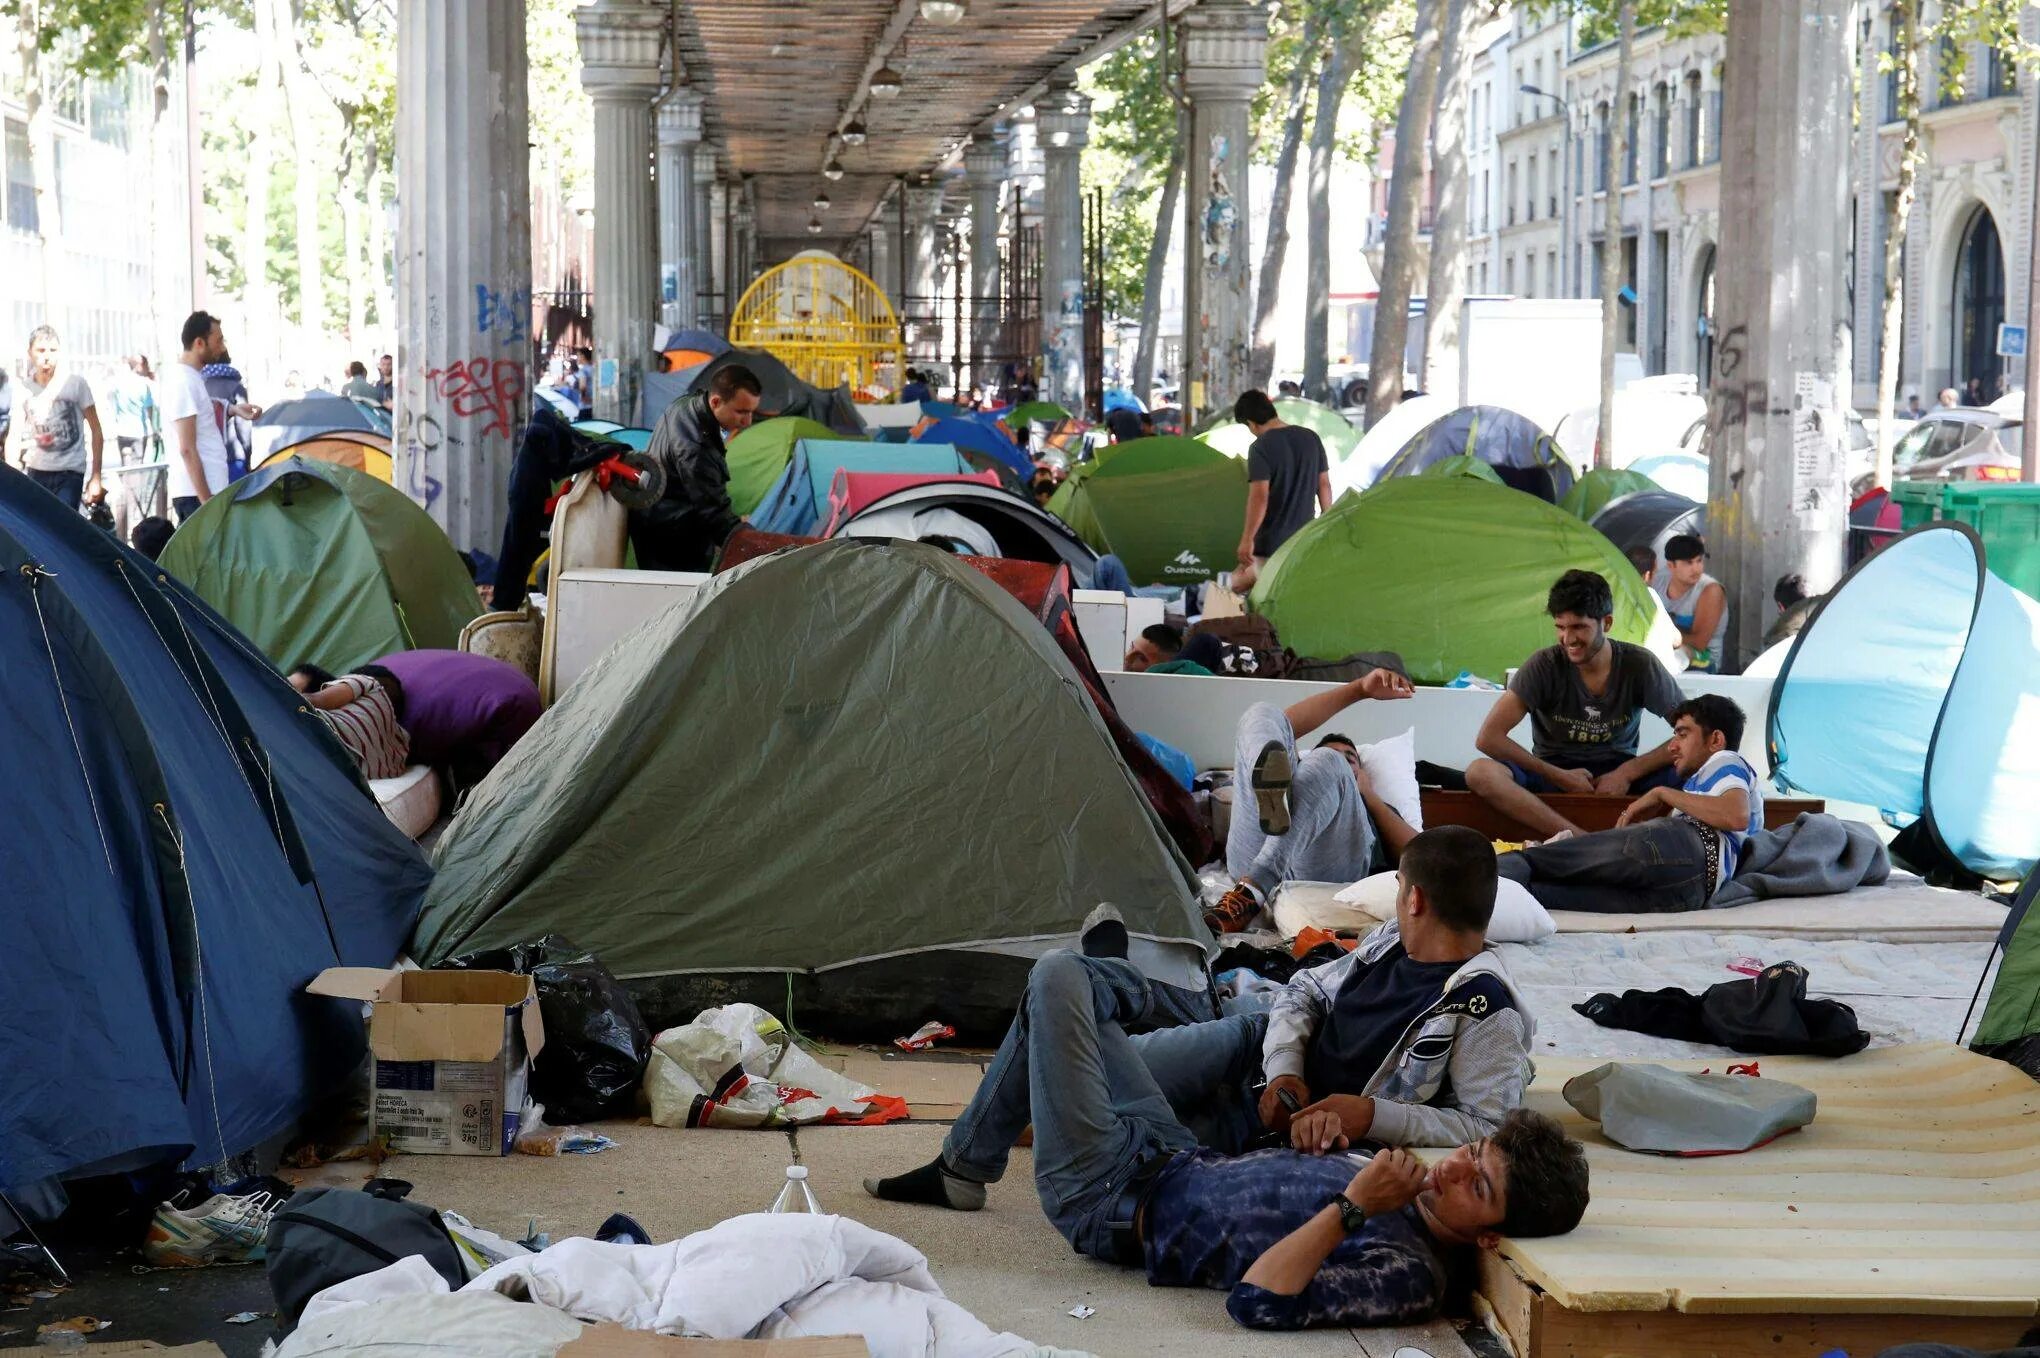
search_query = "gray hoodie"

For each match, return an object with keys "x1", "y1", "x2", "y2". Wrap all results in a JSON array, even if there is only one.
[{"x1": 1262, "y1": 920, "x2": 1536, "y2": 1147}]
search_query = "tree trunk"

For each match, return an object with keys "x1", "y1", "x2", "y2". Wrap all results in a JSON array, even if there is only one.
[
  {"x1": 1876, "y1": 1, "x2": 1922, "y2": 490},
  {"x1": 1595, "y1": 2, "x2": 1635, "y2": 471},
  {"x1": 1247, "y1": 7, "x2": 1328, "y2": 389},
  {"x1": 243, "y1": 0, "x2": 280, "y2": 363},
  {"x1": 1367, "y1": 0, "x2": 1444, "y2": 423},
  {"x1": 273, "y1": 0, "x2": 325, "y2": 343},
  {"x1": 1303, "y1": 31, "x2": 1360, "y2": 403},
  {"x1": 17, "y1": 0, "x2": 60, "y2": 316},
  {"x1": 367, "y1": 156, "x2": 390, "y2": 336},
  {"x1": 1422, "y1": 0, "x2": 1480, "y2": 397},
  {"x1": 1133, "y1": 146, "x2": 1182, "y2": 406}
]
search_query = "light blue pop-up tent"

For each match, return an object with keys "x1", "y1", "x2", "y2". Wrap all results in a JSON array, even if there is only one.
[
  {"x1": 751, "y1": 439, "x2": 970, "y2": 536},
  {"x1": 1768, "y1": 521, "x2": 2040, "y2": 880}
]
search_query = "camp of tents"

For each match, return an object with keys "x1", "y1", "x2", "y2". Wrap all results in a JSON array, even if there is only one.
[{"x1": 1044, "y1": 435, "x2": 1245, "y2": 585}]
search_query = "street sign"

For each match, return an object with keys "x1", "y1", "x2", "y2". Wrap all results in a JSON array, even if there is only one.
[{"x1": 1997, "y1": 323, "x2": 2027, "y2": 359}]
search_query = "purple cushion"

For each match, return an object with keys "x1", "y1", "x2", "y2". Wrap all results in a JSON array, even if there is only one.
[{"x1": 372, "y1": 649, "x2": 541, "y2": 769}]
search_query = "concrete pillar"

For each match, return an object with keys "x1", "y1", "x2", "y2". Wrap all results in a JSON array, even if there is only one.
[
  {"x1": 394, "y1": 0, "x2": 532, "y2": 554},
  {"x1": 1851, "y1": 12, "x2": 1882, "y2": 406},
  {"x1": 576, "y1": 0, "x2": 663, "y2": 423},
  {"x1": 965, "y1": 133, "x2": 1007, "y2": 386},
  {"x1": 906, "y1": 181, "x2": 946, "y2": 355},
  {"x1": 1181, "y1": 0, "x2": 1271, "y2": 419},
  {"x1": 656, "y1": 92, "x2": 702, "y2": 332},
  {"x1": 870, "y1": 218, "x2": 897, "y2": 306},
  {"x1": 732, "y1": 195, "x2": 755, "y2": 313},
  {"x1": 1035, "y1": 82, "x2": 1090, "y2": 410},
  {"x1": 1706, "y1": 0, "x2": 1853, "y2": 668},
  {"x1": 707, "y1": 177, "x2": 728, "y2": 327}
]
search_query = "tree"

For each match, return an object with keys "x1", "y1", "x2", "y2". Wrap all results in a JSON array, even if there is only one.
[
  {"x1": 1421, "y1": 0, "x2": 1490, "y2": 393},
  {"x1": 1366, "y1": 0, "x2": 1443, "y2": 422},
  {"x1": 1084, "y1": 27, "x2": 1183, "y2": 400},
  {"x1": 1595, "y1": 2, "x2": 1634, "y2": 472},
  {"x1": 1247, "y1": 2, "x2": 1328, "y2": 388}
]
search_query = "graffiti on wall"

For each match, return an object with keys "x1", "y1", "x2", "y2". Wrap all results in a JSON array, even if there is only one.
[
  {"x1": 1203, "y1": 132, "x2": 1237, "y2": 270},
  {"x1": 1044, "y1": 278, "x2": 1084, "y2": 408},
  {"x1": 400, "y1": 279, "x2": 532, "y2": 520}
]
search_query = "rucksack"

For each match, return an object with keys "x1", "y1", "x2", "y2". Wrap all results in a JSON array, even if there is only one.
[{"x1": 265, "y1": 1180, "x2": 467, "y2": 1331}]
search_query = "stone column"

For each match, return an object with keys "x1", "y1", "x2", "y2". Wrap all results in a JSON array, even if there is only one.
[
  {"x1": 964, "y1": 133, "x2": 1007, "y2": 387},
  {"x1": 692, "y1": 157, "x2": 717, "y2": 330},
  {"x1": 906, "y1": 181, "x2": 947, "y2": 357},
  {"x1": 870, "y1": 219, "x2": 897, "y2": 306},
  {"x1": 1035, "y1": 83, "x2": 1090, "y2": 409},
  {"x1": 706, "y1": 177, "x2": 728, "y2": 328},
  {"x1": 1706, "y1": 0, "x2": 1853, "y2": 667},
  {"x1": 656, "y1": 92, "x2": 702, "y2": 332},
  {"x1": 1851, "y1": 14, "x2": 1882, "y2": 407},
  {"x1": 395, "y1": 0, "x2": 532, "y2": 554},
  {"x1": 1181, "y1": 0, "x2": 1271, "y2": 419},
  {"x1": 576, "y1": 0, "x2": 663, "y2": 423},
  {"x1": 732, "y1": 194, "x2": 755, "y2": 312}
]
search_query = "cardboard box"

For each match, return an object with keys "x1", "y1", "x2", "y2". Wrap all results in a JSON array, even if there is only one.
[{"x1": 307, "y1": 967, "x2": 545, "y2": 1156}]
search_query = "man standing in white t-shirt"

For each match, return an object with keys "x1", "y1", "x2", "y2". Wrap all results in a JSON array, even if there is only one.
[
  {"x1": 159, "y1": 311, "x2": 258, "y2": 522},
  {"x1": 5, "y1": 325, "x2": 104, "y2": 511}
]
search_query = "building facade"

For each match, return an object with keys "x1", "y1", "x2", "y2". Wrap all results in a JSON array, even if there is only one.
[{"x1": 1495, "y1": 9, "x2": 1568, "y2": 301}]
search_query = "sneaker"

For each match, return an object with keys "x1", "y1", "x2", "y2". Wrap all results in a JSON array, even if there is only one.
[
  {"x1": 1249, "y1": 740, "x2": 1292, "y2": 835},
  {"x1": 142, "y1": 1189, "x2": 280, "y2": 1268},
  {"x1": 1202, "y1": 881, "x2": 1262, "y2": 934}
]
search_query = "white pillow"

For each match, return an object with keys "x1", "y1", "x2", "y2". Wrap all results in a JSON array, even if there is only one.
[
  {"x1": 1356, "y1": 727, "x2": 1423, "y2": 831},
  {"x1": 1331, "y1": 870, "x2": 1555, "y2": 944}
]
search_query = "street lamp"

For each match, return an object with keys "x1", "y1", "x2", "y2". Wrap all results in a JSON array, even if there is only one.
[
  {"x1": 807, "y1": 217, "x2": 823, "y2": 235},
  {"x1": 841, "y1": 118, "x2": 868, "y2": 146},
  {"x1": 920, "y1": 0, "x2": 967, "y2": 23},
  {"x1": 1521, "y1": 84, "x2": 1572, "y2": 296}
]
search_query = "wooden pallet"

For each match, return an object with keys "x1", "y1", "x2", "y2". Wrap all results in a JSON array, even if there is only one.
[{"x1": 1420, "y1": 788, "x2": 1823, "y2": 841}]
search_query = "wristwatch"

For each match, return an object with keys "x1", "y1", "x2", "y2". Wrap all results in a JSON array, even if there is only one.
[{"x1": 1332, "y1": 1193, "x2": 1368, "y2": 1234}]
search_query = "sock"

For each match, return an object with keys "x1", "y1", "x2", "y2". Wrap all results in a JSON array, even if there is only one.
[{"x1": 862, "y1": 1157, "x2": 987, "y2": 1211}]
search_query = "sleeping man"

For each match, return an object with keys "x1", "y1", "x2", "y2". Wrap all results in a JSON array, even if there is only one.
[{"x1": 865, "y1": 934, "x2": 1586, "y2": 1331}]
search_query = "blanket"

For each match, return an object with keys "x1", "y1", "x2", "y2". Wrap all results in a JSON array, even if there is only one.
[{"x1": 1710, "y1": 812, "x2": 1890, "y2": 908}]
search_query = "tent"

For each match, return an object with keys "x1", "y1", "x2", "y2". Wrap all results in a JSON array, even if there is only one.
[
  {"x1": 157, "y1": 457, "x2": 481, "y2": 673},
  {"x1": 1250, "y1": 476, "x2": 1667, "y2": 683},
  {"x1": 1628, "y1": 451, "x2": 1710, "y2": 502},
  {"x1": 253, "y1": 429, "x2": 393, "y2": 482},
  {"x1": 411, "y1": 540, "x2": 1210, "y2": 1038},
  {"x1": 1768, "y1": 521, "x2": 2040, "y2": 881},
  {"x1": 726, "y1": 415, "x2": 843, "y2": 516},
  {"x1": 751, "y1": 439, "x2": 969, "y2": 536},
  {"x1": 1418, "y1": 453, "x2": 1505, "y2": 485},
  {"x1": 1332, "y1": 393, "x2": 1454, "y2": 499},
  {"x1": 1006, "y1": 399, "x2": 1072, "y2": 430},
  {"x1": 859, "y1": 401, "x2": 926, "y2": 432},
  {"x1": 1590, "y1": 488, "x2": 1705, "y2": 589},
  {"x1": 0, "y1": 464, "x2": 426, "y2": 1207},
  {"x1": 1562, "y1": 466, "x2": 1662, "y2": 520},
  {"x1": 252, "y1": 394, "x2": 391, "y2": 465},
  {"x1": 1043, "y1": 435, "x2": 1245, "y2": 586},
  {"x1": 1973, "y1": 871, "x2": 2039, "y2": 1069},
  {"x1": 1379, "y1": 404, "x2": 1576, "y2": 501},
  {"x1": 915, "y1": 414, "x2": 1032, "y2": 480},
  {"x1": 1198, "y1": 399, "x2": 1363, "y2": 465},
  {"x1": 835, "y1": 480, "x2": 1100, "y2": 584},
  {"x1": 820, "y1": 469, "x2": 1004, "y2": 534},
  {"x1": 686, "y1": 347, "x2": 864, "y2": 433}
]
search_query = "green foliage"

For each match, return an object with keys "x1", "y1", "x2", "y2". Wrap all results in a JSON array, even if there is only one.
[
  {"x1": 6, "y1": 0, "x2": 164, "y2": 75},
  {"x1": 527, "y1": 0, "x2": 592, "y2": 199},
  {"x1": 1544, "y1": 0, "x2": 1724, "y2": 49},
  {"x1": 1082, "y1": 28, "x2": 1180, "y2": 320}
]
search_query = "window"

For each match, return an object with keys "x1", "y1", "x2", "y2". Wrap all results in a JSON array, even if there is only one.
[
  {"x1": 1986, "y1": 46, "x2": 2016, "y2": 99},
  {"x1": 1704, "y1": 75, "x2": 1723, "y2": 165},
  {"x1": 1651, "y1": 82, "x2": 1669, "y2": 178},
  {"x1": 1527, "y1": 154, "x2": 1538, "y2": 221},
  {"x1": 1481, "y1": 169, "x2": 1491, "y2": 232},
  {"x1": 1547, "y1": 248, "x2": 1559, "y2": 296},
  {"x1": 3, "y1": 117, "x2": 34, "y2": 234},
  {"x1": 1594, "y1": 102, "x2": 1609, "y2": 192},
  {"x1": 87, "y1": 74, "x2": 132, "y2": 150},
  {"x1": 1549, "y1": 140, "x2": 1561, "y2": 216},
  {"x1": 1685, "y1": 71, "x2": 1703, "y2": 166},
  {"x1": 1505, "y1": 254, "x2": 1517, "y2": 294},
  {"x1": 1507, "y1": 160, "x2": 1519, "y2": 225},
  {"x1": 1623, "y1": 92, "x2": 1639, "y2": 185},
  {"x1": 1883, "y1": 8, "x2": 1902, "y2": 123}
]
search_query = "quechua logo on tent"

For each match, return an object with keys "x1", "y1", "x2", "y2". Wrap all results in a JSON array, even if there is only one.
[{"x1": 1163, "y1": 549, "x2": 1207, "y2": 579}]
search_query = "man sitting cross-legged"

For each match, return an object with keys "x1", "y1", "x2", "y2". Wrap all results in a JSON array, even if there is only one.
[
  {"x1": 1497, "y1": 694, "x2": 1762, "y2": 913},
  {"x1": 1207, "y1": 668, "x2": 1421, "y2": 934},
  {"x1": 864, "y1": 942, "x2": 1588, "y2": 1331}
]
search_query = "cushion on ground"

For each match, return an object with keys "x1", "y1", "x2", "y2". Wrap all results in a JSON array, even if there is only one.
[
  {"x1": 1308, "y1": 871, "x2": 1555, "y2": 944},
  {"x1": 371, "y1": 764, "x2": 441, "y2": 841}
]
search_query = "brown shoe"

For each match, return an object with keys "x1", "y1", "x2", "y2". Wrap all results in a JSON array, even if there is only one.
[{"x1": 1202, "y1": 882, "x2": 1262, "y2": 934}]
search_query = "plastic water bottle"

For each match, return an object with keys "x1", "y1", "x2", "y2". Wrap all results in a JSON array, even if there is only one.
[{"x1": 769, "y1": 1165, "x2": 822, "y2": 1214}]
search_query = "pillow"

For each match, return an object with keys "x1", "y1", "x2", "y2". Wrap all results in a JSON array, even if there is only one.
[
  {"x1": 1330, "y1": 871, "x2": 1556, "y2": 945},
  {"x1": 1356, "y1": 727, "x2": 1423, "y2": 830}
]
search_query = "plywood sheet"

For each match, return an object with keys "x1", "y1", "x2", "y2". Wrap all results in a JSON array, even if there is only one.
[
  {"x1": 1498, "y1": 1044, "x2": 2040, "y2": 1317},
  {"x1": 816, "y1": 1048, "x2": 990, "y2": 1121}
]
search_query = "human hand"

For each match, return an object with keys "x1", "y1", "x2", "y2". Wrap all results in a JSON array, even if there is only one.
[
  {"x1": 83, "y1": 474, "x2": 105, "y2": 505},
  {"x1": 1361, "y1": 668, "x2": 1414, "y2": 701},
  {"x1": 1551, "y1": 766, "x2": 1597, "y2": 795},
  {"x1": 1297, "y1": 1093, "x2": 1374, "y2": 1147},
  {"x1": 1617, "y1": 787, "x2": 1668, "y2": 826},
  {"x1": 1258, "y1": 1075, "x2": 1310, "y2": 1131},
  {"x1": 1591, "y1": 768, "x2": 1633, "y2": 796},
  {"x1": 1290, "y1": 1108, "x2": 1349, "y2": 1154},
  {"x1": 1346, "y1": 1147, "x2": 1427, "y2": 1216},
  {"x1": 1236, "y1": 541, "x2": 1256, "y2": 570},
  {"x1": 236, "y1": 402, "x2": 263, "y2": 420}
]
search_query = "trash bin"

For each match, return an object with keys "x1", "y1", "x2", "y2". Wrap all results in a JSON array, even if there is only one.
[
  {"x1": 1890, "y1": 481, "x2": 2040, "y2": 599},
  {"x1": 1890, "y1": 480, "x2": 1945, "y2": 534}
]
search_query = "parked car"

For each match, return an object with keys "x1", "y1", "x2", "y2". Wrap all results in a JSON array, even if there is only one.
[{"x1": 1889, "y1": 407, "x2": 2024, "y2": 482}]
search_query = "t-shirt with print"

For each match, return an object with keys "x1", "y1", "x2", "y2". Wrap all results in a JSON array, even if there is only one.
[
  {"x1": 1246, "y1": 425, "x2": 1329, "y2": 558},
  {"x1": 16, "y1": 372, "x2": 94, "y2": 473},
  {"x1": 315, "y1": 675, "x2": 410, "y2": 780},
  {"x1": 158, "y1": 362, "x2": 230, "y2": 500},
  {"x1": 1678, "y1": 749, "x2": 1763, "y2": 893},
  {"x1": 1507, "y1": 640, "x2": 1685, "y2": 765}
]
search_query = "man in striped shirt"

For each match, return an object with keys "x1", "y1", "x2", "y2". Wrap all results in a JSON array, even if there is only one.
[{"x1": 289, "y1": 664, "x2": 410, "y2": 780}]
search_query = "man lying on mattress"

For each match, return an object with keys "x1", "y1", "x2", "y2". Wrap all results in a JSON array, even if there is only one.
[
  {"x1": 865, "y1": 933, "x2": 1587, "y2": 1330},
  {"x1": 1496, "y1": 693, "x2": 1762, "y2": 913}
]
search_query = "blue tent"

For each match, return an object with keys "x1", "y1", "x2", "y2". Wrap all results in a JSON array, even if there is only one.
[
  {"x1": 1769, "y1": 521, "x2": 2040, "y2": 880},
  {"x1": 914, "y1": 415, "x2": 1031, "y2": 480},
  {"x1": 751, "y1": 439, "x2": 970, "y2": 535},
  {"x1": 0, "y1": 465, "x2": 428, "y2": 1209},
  {"x1": 1379, "y1": 404, "x2": 1576, "y2": 502}
]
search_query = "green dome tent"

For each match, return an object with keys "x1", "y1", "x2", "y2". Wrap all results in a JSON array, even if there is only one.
[
  {"x1": 1045, "y1": 435, "x2": 1245, "y2": 585},
  {"x1": 1249, "y1": 477, "x2": 1663, "y2": 683},
  {"x1": 1005, "y1": 399, "x2": 1072, "y2": 430},
  {"x1": 726, "y1": 415, "x2": 843, "y2": 516},
  {"x1": 412, "y1": 539, "x2": 1210, "y2": 1038},
  {"x1": 158, "y1": 456, "x2": 479, "y2": 674},
  {"x1": 1562, "y1": 466, "x2": 1661, "y2": 520},
  {"x1": 1418, "y1": 454, "x2": 1505, "y2": 485},
  {"x1": 1197, "y1": 398, "x2": 1363, "y2": 464}
]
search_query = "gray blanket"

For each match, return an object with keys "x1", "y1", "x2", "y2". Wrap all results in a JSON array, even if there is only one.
[{"x1": 1710, "y1": 812, "x2": 1891, "y2": 907}]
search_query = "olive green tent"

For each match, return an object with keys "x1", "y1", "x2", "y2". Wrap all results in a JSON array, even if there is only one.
[
  {"x1": 726, "y1": 415, "x2": 843, "y2": 516},
  {"x1": 158, "y1": 456, "x2": 479, "y2": 674},
  {"x1": 1005, "y1": 399, "x2": 1072, "y2": 430},
  {"x1": 1044, "y1": 435, "x2": 1245, "y2": 585},
  {"x1": 1418, "y1": 454, "x2": 1506, "y2": 485},
  {"x1": 1561, "y1": 466, "x2": 1661, "y2": 520},
  {"x1": 1197, "y1": 398, "x2": 1363, "y2": 464},
  {"x1": 412, "y1": 539, "x2": 1210, "y2": 1038},
  {"x1": 1249, "y1": 476, "x2": 1662, "y2": 683}
]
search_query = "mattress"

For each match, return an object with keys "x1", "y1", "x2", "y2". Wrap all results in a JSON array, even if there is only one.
[{"x1": 371, "y1": 763, "x2": 441, "y2": 841}]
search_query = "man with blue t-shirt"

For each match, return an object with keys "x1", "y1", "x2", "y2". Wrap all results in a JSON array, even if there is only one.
[{"x1": 1495, "y1": 694, "x2": 1761, "y2": 913}]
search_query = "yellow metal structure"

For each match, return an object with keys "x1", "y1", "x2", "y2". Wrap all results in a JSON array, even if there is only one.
[{"x1": 727, "y1": 253, "x2": 905, "y2": 396}]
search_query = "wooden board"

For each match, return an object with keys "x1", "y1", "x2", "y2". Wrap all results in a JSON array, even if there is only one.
[
  {"x1": 1420, "y1": 788, "x2": 1822, "y2": 841},
  {"x1": 817, "y1": 1048, "x2": 990, "y2": 1122},
  {"x1": 1476, "y1": 1043, "x2": 2040, "y2": 1358}
]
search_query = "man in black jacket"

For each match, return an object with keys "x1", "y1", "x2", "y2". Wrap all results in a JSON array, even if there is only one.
[{"x1": 630, "y1": 364, "x2": 762, "y2": 571}]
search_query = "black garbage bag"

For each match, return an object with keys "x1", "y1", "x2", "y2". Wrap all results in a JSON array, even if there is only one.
[{"x1": 444, "y1": 936, "x2": 652, "y2": 1122}]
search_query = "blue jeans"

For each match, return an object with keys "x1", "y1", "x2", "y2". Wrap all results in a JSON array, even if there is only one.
[
  {"x1": 28, "y1": 468, "x2": 83, "y2": 510},
  {"x1": 943, "y1": 951, "x2": 1212, "y2": 1260},
  {"x1": 1497, "y1": 816, "x2": 1712, "y2": 913},
  {"x1": 1131, "y1": 1011, "x2": 1267, "y2": 1155}
]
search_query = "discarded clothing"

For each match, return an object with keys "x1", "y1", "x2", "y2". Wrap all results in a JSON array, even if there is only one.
[
  {"x1": 1710, "y1": 811, "x2": 1892, "y2": 907},
  {"x1": 1562, "y1": 1061, "x2": 1817, "y2": 1154},
  {"x1": 1574, "y1": 960, "x2": 1870, "y2": 1057}
]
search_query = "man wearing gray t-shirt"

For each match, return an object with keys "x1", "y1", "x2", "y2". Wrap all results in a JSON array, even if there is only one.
[{"x1": 5, "y1": 325, "x2": 103, "y2": 511}]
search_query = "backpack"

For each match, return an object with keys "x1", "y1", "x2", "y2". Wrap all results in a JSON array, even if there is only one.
[{"x1": 265, "y1": 1180, "x2": 467, "y2": 1331}]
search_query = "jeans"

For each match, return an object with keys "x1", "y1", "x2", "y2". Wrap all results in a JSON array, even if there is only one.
[
  {"x1": 28, "y1": 468, "x2": 83, "y2": 510},
  {"x1": 943, "y1": 951, "x2": 1209, "y2": 1261},
  {"x1": 1226, "y1": 702, "x2": 1376, "y2": 893},
  {"x1": 1092, "y1": 553, "x2": 1135, "y2": 596},
  {"x1": 1497, "y1": 816, "x2": 1711, "y2": 913},
  {"x1": 1130, "y1": 1011, "x2": 1268, "y2": 1155},
  {"x1": 172, "y1": 495, "x2": 201, "y2": 524}
]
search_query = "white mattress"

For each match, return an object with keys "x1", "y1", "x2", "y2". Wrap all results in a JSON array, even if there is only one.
[{"x1": 371, "y1": 764, "x2": 441, "y2": 841}]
